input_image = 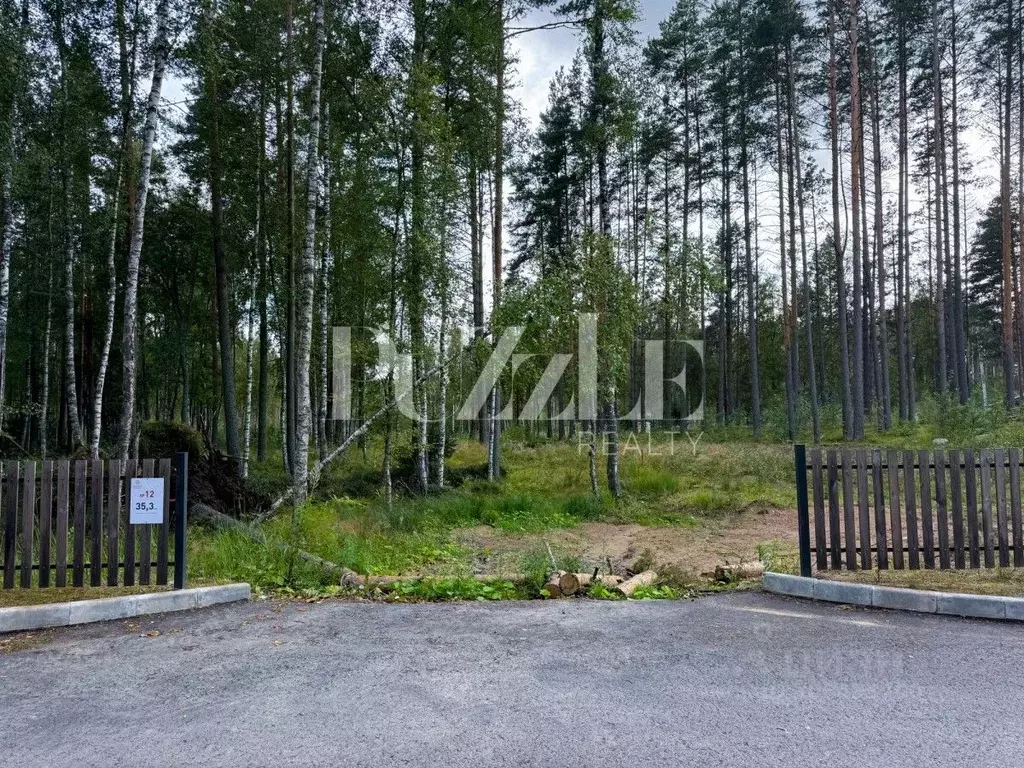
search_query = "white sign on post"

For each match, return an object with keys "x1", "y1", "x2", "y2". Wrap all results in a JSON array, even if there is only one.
[{"x1": 129, "y1": 478, "x2": 165, "y2": 525}]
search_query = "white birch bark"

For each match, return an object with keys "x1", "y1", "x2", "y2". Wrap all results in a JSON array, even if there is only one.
[
  {"x1": 0, "y1": 120, "x2": 13, "y2": 429},
  {"x1": 40, "y1": 264, "x2": 53, "y2": 457},
  {"x1": 116, "y1": 0, "x2": 170, "y2": 460},
  {"x1": 63, "y1": 171, "x2": 83, "y2": 447},
  {"x1": 91, "y1": 165, "x2": 122, "y2": 459},
  {"x1": 242, "y1": 264, "x2": 255, "y2": 478},
  {"x1": 292, "y1": 0, "x2": 326, "y2": 502},
  {"x1": 0, "y1": 0, "x2": 29, "y2": 429},
  {"x1": 418, "y1": 361, "x2": 429, "y2": 491},
  {"x1": 317, "y1": 107, "x2": 332, "y2": 459},
  {"x1": 437, "y1": 304, "x2": 447, "y2": 489}
]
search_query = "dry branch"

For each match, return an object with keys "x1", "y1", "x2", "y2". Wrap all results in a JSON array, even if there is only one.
[{"x1": 260, "y1": 334, "x2": 491, "y2": 520}]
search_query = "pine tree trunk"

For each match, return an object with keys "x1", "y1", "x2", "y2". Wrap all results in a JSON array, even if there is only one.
[
  {"x1": 932, "y1": 1, "x2": 948, "y2": 397},
  {"x1": 207, "y1": 11, "x2": 242, "y2": 468},
  {"x1": 829, "y1": 0, "x2": 853, "y2": 437},
  {"x1": 1001, "y1": 0, "x2": 1016, "y2": 408},
  {"x1": 489, "y1": 0, "x2": 506, "y2": 480},
  {"x1": 950, "y1": 2, "x2": 968, "y2": 403},
  {"x1": 869, "y1": 41, "x2": 891, "y2": 430},
  {"x1": 117, "y1": 0, "x2": 169, "y2": 460},
  {"x1": 776, "y1": 77, "x2": 796, "y2": 441},
  {"x1": 788, "y1": 40, "x2": 820, "y2": 444},
  {"x1": 850, "y1": 0, "x2": 866, "y2": 439},
  {"x1": 292, "y1": 0, "x2": 325, "y2": 502},
  {"x1": 739, "y1": 28, "x2": 760, "y2": 438}
]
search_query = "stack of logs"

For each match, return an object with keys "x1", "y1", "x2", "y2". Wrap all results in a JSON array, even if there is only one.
[{"x1": 543, "y1": 569, "x2": 658, "y2": 598}]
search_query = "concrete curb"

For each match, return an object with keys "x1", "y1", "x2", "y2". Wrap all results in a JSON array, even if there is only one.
[
  {"x1": 763, "y1": 572, "x2": 1024, "y2": 622},
  {"x1": 0, "y1": 583, "x2": 251, "y2": 634}
]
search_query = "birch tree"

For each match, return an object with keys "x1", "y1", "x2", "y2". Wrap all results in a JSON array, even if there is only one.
[
  {"x1": 293, "y1": 0, "x2": 326, "y2": 501},
  {"x1": 117, "y1": 0, "x2": 171, "y2": 460}
]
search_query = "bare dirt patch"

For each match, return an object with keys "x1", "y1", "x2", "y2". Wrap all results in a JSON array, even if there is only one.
[{"x1": 455, "y1": 506, "x2": 799, "y2": 578}]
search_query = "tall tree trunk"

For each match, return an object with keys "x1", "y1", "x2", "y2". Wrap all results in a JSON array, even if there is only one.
[
  {"x1": 92, "y1": 0, "x2": 136, "y2": 459},
  {"x1": 1001, "y1": 0, "x2": 1016, "y2": 408},
  {"x1": 209, "y1": 53, "x2": 241, "y2": 470},
  {"x1": 788, "y1": 39, "x2": 820, "y2": 443},
  {"x1": 285, "y1": 0, "x2": 297, "y2": 474},
  {"x1": 489, "y1": 0, "x2": 506, "y2": 481},
  {"x1": 932, "y1": 0, "x2": 948, "y2": 396},
  {"x1": 739, "y1": 4, "x2": 760, "y2": 438},
  {"x1": 828, "y1": 0, "x2": 853, "y2": 438},
  {"x1": 257, "y1": 85, "x2": 270, "y2": 462},
  {"x1": 777, "y1": 77, "x2": 796, "y2": 441},
  {"x1": 117, "y1": 0, "x2": 170, "y2": 460},
  {"x1": 40, "y1": 261, "x2": 54, "y2": 457},
  {"x1": 242, "y1": 266, "x2": 255, "y2": 478},
  {"x1": 292, "y1": 0, "x2": 325, "y2": 501},
  {"x1": 317, "y1": 108, "x2": 333, "y2": 459},
  {"x1": 869, "y1": 37, "x2": 891, "y2": 430},
  {"x1": 850, "y1": 0, "x2": 866, "y2": 439}
]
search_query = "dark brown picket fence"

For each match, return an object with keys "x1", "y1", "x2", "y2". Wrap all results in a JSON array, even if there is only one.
[
  {"x1": 794, "y1": 445, "x2": 1024, "y2": 577},
  {"x1": 0, "y1": 453, "x2": 189, "y2": 590}
]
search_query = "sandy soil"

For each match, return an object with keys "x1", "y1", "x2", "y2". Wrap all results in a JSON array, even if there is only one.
[{"x1": 454, "y1": 506, "x2": 799, "y2": 578}]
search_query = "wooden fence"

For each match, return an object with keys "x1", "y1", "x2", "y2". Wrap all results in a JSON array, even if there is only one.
[
  {"x1": 0, "y1": 453, "x2": 188, "y2": 590},
  {"x1": 794, "y1": 444, "x2": 1024, "y2": 577}
]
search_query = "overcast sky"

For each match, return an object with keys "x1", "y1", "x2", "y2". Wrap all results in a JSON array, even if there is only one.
[{"x1": 510, "y1": 1, "x2": 674, "y2": 128}]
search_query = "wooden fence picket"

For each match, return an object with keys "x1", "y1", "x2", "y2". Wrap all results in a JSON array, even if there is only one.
[
  {"x1": 56, "y1": 461, "x2": 70, "y2": 587},
  {"x1": 39, "y1": 461, "x2": 53, "y2": 588},
  {"x1": 934, "y1": 450, "x2": 950, "y2": 570},
  {"x1": 0, "y1": 456, "x2": 187, "y2": 592},
  {"x1": 90, "y1": 460, "x2": 103, "y2": 586},
  {"x1": 799, "y1": 446, "x2": 1024, "y2": 575},
  {"x1": 3, "y1": 462, "x2": 17, "y2": 589},
  {"x1": 872, "y1": 450, "x2": 888, "y2": 570}
]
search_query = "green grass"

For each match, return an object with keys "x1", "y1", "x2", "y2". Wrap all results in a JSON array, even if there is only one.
[
  {"x1": 189, "y1": 437, "x2": 800, "y2": 591},
  {"x1": 0, "y1": 584, "x2": 176, "y2": 608},
  {"x1": 825, "y1": 567, "x2": 1024, "y2": 597}
]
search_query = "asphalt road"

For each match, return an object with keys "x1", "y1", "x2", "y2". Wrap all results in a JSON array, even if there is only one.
[{"x1": 2, "y1": 591, "x2": 1022, "y2": 767}]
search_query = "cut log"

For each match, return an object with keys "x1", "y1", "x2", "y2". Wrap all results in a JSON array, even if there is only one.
[
  {"x1": 714, "y1": 561, "x2": 765, "y2": 583},
  {"x1": 544, "y1": 570, "x2": 566, "y2": 598},
  {"x1": 616, "y1": 570, "x2": 658, "y2": 597},
  {"x1": 558, "y1": 571, "x2": 581, "y2": 595},
  {"x1": 559, "y1": 572, "x2": 622, "y2": 595}
]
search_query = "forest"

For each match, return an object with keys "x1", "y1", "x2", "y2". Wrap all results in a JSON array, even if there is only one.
[{"x1": 0, "y1": 0, "x2": 1023, "y2": 509}]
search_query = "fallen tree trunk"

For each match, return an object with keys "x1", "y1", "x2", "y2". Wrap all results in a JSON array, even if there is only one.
[
  {"x1": 192, "y1": 501, "x2": 358, "y2": 581},
  {"x1": 558, "y1": 572, "x2": 623, "y2": 596},
  {"x1": 260, "y1": 335, "x2": 491, "y2": 520},
  {"x1": 714, "y1": 561, "x2": 765, "y2": 582},
  {"x1": 343, "y1": 573, "x2": 527, "y2": 592},
  {"x1": 616, "y1": 570, "x2": 658, "y2": 597}
]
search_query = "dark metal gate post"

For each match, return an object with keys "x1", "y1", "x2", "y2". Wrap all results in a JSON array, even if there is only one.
[
  {"x1": 794, "y1": 444, "x2": 812, "y2": 577},
  {"x1": 174, "y1": 452, "x2": 189, "y2": 590}
]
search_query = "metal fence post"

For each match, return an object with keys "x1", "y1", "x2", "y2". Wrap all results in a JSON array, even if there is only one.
[
  {"x1": 174, "y1": 452, "x2": 189, "y2": 590},
  {"x1": 795, "y1": 444, "x2": 812, "y2": 578}
]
